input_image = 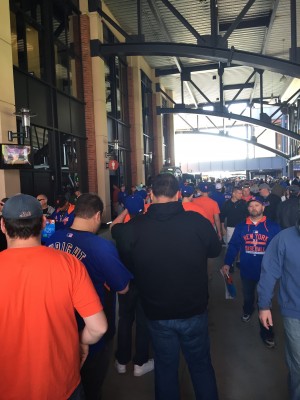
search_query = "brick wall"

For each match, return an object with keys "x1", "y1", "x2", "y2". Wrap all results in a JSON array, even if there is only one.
[
  {"x1": 80, "y1": 14, "x2": 98, "y2": 193},
  {"x1": 127, "y1": 67, "x2": 137, "y2": 186}
]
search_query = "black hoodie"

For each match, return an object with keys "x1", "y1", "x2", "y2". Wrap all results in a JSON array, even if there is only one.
[{"x1": 112, "y1": 201, "x2": 221, "y2": 320}]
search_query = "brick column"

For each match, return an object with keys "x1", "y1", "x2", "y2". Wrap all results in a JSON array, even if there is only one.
[{"x1": 80, "y1": 14, "x2": 98, "y2": 193}]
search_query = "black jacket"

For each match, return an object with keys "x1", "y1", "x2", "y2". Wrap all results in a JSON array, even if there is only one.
[
  {"x1": 276, "y1": 196, "x2": 300, "y2": 229},
  {"x1": 111, "y1": 201, "x2": 221, "y2": 320},
  {"x1": 220, "y1": 199, "x2": 248, "y2": 227},
  {"x1": 262, "y1": 193, "x2": 281, "y2": 221}
]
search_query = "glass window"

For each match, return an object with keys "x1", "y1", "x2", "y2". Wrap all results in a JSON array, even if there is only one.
[
  {"x1": 10, "y1": 12, "x2": 19, "y2": 67},
  {"x1": 53, "y1": 4, "x2": 83, "y2": 99},
  {"x1": 60, "y1": 134, "x2": 85, "y2": 193},
  {"x1": 26, "y1": 24, "x2": 41, "y2": 78},
  {"x1": 10, "y1": 5, "x2": 44, "y2": 79},
  {"x1": 105, "y1": 62, "x2": 112, "y2": 114},
  {"x1": 54, "y1": 42, "x2": 70, "y2": 94}
]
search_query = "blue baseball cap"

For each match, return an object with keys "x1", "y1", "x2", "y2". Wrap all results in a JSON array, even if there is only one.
[
  {"x1": 247, "y1": 195, "x2": 265, "y2": 206},
  {"x1": 125, "y1": 195, "x2": 144, "y2": 215},
  {"x1": 198, "y1": 183, "x2": 210, "y2": 192},
  {"x1": 181, "y1": 186, "x2": 194, "y2": 197},
  {"x1": 2, "y1": 194, "x2": 43, "y2": 219}
]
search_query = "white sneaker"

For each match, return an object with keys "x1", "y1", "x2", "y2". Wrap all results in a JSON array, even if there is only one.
[
  {"x1": 115, "y1": 360, "x2": 126, "y2": 374},
  {"x1": 133, "y1": 359, "x2": 154, "y2": 377}
]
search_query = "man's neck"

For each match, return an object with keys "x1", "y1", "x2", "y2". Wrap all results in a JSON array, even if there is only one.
[
  {"x1": 152, "y1": 194, "x2": 178, "y2": 203},
  {"x1": 181, "y1": 197, "x2": 190, "y2": 203},
  {"x1": 71, "y1": 218, "x2": 95, "y2": 233},
  {"x1": 7, "y1": 236, "x2": 41, "y2": 248},
  {"x1": 249, "y1": 215, "x2": 264, "y2": 224}
]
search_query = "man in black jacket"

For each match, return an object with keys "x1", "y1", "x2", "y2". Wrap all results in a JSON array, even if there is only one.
[
  {"x1": 220, "y1": 187, "x2": 248, "y2": 245},
  {"x1": 259, "y1": 183, "x2": 281, "y2": 221},
  {"x1": 277, "y1": 185, "x2": 300, "y2": 229},
  {"x1": 111, "y1": 173, "x2": 221, "y2": 400}
]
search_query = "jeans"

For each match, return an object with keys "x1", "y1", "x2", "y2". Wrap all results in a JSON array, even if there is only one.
[
  {"x1": 147, "y1": 313, "x2": 218, "y2": 400},
  {"x1": 116, "y1": 282, "x2": 151, "y2": 365},
  {"x1": 241, "y1": 277, "x2": 273, "y2": 340},
  {"x1": 283, "y1": 317, "x2": 300, "y2": 400},
  {"x1": 81, "y1": 340, "x2": 113, "y2": 400}
]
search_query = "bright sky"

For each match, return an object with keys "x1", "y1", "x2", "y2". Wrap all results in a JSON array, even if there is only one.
[
  {"x1": 174, "y1": 103, "x2": 277, "y2": 165},
  {"x1": 175, "y1": 133, "x2": 249, "y2": 163}
]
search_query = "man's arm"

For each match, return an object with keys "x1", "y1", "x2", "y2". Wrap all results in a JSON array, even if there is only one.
[
  {"x1": 213, "y1": 213, "x2": 222, "y2": 240},
  {"x1": 221, "y1": 225, "x2": 241, "y2": 274},
  {"x1": 118, "y1": 283, "x2": 129, "y2": 294},
  {"x1": 257, "y1": 233, "x2": 283, "y2": 311},
  {"x1": 259, "y1": 310, "x2": 273, "y2": 330},
  {"x1": 81, "y1": 311, "x2": 107, "y2": 345},
  {"x1": 79, "y1": 311, "x2": 107, "y2": 367},
  {"x1": 110, "y1": 209, "x2": 128, "y2": 230}
]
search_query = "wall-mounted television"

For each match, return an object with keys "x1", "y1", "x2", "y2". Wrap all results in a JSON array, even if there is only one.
[{"x1": 0, "y1": 144, "x2": 32, "y2": 169}]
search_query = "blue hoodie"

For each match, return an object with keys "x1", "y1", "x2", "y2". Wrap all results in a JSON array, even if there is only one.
[
  {"x1": 224, "y1": 216, "x2": 281, "y2": 281},
  {"x1": 258, "y1": 226, "x2": 300, "y2": 319}
]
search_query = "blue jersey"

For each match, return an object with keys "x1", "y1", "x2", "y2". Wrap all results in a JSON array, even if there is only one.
[
  {"x1": 50, "y1": 206, "x2": 75, "y2": 230},
  {"x1": 46, "y1": 228, "x2": 132, "y2": 352},
  {"x1": 224, "y1": 216, "x2": 281, "y2": 281}
]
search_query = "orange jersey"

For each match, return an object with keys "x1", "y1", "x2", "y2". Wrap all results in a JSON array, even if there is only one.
[
  {"x1": 0, "y1": 246, "x2": 102, "y2": 400},
  {"x1": 182, "y1": 201, "x2": 210, "y2": 221},
  {"x1": 192, "y1": 196, "x2": 220, "y2": 225}
]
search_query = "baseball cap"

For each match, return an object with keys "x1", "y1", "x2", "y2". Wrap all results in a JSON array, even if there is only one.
[
  {"x1": 247, "y1": 195, "x2": 264, "y2": 206},
  {"x1": 2, "y1": 194, "x2": 43, "y2": 219},
  {"x1": 56, "y1": 195, "x2": 68, "y2": 208},
  {"x1": 198, "y1": 183, "x2": 210, "y2": 192},
  {"x1": 135, "y1": 189, "x2": 147, "y2": 200},
  {"x1": 215, "y1": 183, "x2": 222, "y2": 190},
  {"x1": 259, "y1": 183, "x2": 271, "y2": 190},
  {"x1": 287, "y1": 185, "x2": 300, "y2": 194},
  {"x1": 181, "y1": 186, "x2": 194, "y2": 197},
  {"x1": 125, "y1": 195, "x2": 144, "y2": 215}
]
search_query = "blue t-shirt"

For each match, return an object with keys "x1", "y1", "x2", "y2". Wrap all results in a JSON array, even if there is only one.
[{"x1": 46, "y1": 228, "x2": 133, "y2": 353}]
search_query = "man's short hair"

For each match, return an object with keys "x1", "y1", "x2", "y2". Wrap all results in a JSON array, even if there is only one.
[
  {"x1": 232, "y1": 187, "x2": 242, "y2": 193},
  {"x1": 4, "y1": 217, "x2": 43, "y2": 239},
  {"x1": 74, "y1": 193, "x2": 104, "y2": 218},
  {"x1": 152, "y1": 174, "x2": 179, "y2": 198}
]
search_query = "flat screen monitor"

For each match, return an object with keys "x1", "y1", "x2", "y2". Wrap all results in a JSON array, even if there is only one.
[{"x1": 0, "y1": 144, "x2": 32, "y2": 169}]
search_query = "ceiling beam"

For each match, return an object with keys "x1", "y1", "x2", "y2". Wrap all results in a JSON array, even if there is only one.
[
  {"x1": 220, "y1": 14, "x2": 272, "y2": 31},
  {"x1": 223, "y1": 83, "x2": 254, "y2": 91},
  {"x1": 156, "y1": 107, "x2": 300, "y2": 141},
  {"x1": 98, "y1": 42, "x2": 300, "y2": 77},
  {"x1": 223, "y1": 0, "x2": 257, "y2": 41},
  {"x1": 155, "y1": 63, "x2": 237, "y2": 77},
  {"x1": 159, "y1": 0, "x2": 205, "y2": 44},
  {"x1": 175, "y1": 130, "x2": 289, "y2": 159}
]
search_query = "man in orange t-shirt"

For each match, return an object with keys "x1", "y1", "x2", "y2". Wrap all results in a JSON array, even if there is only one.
[
  {"x1": 181, "y1": 185, "x2": 210, "y2": 221},
  {"x1": 193, "y1": 183, "x2": 222, "y2": 240},
  {"x1": 0, "y1": 194, "x2": 107, "y2": 400}
]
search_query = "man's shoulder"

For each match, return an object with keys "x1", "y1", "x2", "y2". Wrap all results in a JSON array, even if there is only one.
[{"x1": 265, "y1": 218, "x2": 281, "y2": 233}]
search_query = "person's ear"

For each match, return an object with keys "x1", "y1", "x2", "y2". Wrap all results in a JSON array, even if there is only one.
[{"x1": 1, "y1": 218, "x2": 6, "y2": 235}]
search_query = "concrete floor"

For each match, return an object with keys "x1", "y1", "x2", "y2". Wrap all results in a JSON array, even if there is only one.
[{"x1": 100, "y1": 240, "x2": 289, "y2": 400}]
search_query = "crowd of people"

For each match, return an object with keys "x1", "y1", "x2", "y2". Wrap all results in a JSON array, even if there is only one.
[{"x1": 0, "y1": 173, "x2": 300, "y2": 400}]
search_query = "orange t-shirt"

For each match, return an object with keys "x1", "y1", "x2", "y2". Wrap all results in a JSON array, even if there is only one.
[
  {"x1": 0, "y1": 246, "x2": 102, "y2": 400},
  {"x1": 182, "y1": 201, "x2": 210, "y2": 221},
  {"x1": 192, "y1": 196, "x2": 220, "y2": 225}
]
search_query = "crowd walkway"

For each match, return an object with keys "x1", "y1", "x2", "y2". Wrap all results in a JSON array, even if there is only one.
[{"x1": 100, "y1": 242, "x2": 289, "y2": 400}]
